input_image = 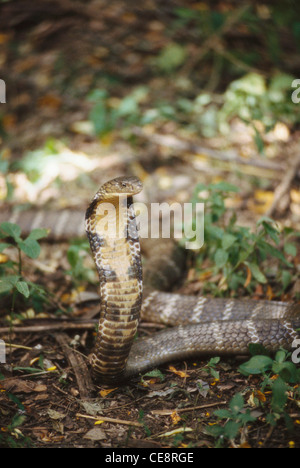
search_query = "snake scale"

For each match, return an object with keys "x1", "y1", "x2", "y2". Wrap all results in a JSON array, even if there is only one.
[
  {"x1": 1, "y1": 176, "x2": 299, "y2": 384},
  {"x1": 84, "y1": 176, "x2": 300, "y2": 384}
]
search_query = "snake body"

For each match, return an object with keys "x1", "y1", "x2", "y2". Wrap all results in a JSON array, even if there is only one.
[{"x1": 85, "y1": 176, "x2": 300, "y2": 384}]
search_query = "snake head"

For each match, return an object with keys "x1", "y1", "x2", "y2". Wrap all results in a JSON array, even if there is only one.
[{"x1": 96, "y1": 176, "x2": 143, "y2": 199}]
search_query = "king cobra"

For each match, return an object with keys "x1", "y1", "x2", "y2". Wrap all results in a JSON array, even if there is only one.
[{"x1": 84, "y1": 176, "x2": 300, "y2": 384}]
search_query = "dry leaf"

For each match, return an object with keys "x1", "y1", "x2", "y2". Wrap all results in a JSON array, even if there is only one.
[
  {"x1": 168, "y1": 365, "x2": 188, "y2": 378},
  {"x1": 170, "y1": 410, "x2": 181, "y2": 425},
  {"x1": 33, "y1": 384, "x2": 47, "y2": 393},
  {"x1": 255, "y1": 390, "x2": 266, "y2": 403},
  {"x1": 47, "y1": 408, "x2": 66, "y2": 420},
  {"x1": 99, "y1": 387, "x2": 117, "y2": 398},
  {"x1": 84, "y1": 427, "x2": 107, "y2": 441},
  {"x1": 0, "y1": 253, "x2": 8, "y2": 264},
  {"x1": 0, "y1": 378, "x2": 35, "y2": 394},
  {"x1": 244, "y1": 265, "x2": 252, "y2": 288}
]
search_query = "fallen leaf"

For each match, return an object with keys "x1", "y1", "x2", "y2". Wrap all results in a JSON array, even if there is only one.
[
  {"x1": 168, "y1": 365, "x2": 188, "y2": 378},
  {"x1": 83, "y1": 427, "x2": 107, "y2": 441},
  {"x1": 47, "y1": 409, "x2": 65, "y2": 420},
  {"x1": 99, "y1": 387, "x2": 117, "y2": 398},
  {"x1": 244, "y1": 265, "x2": 252, "y2": 288},
  {"x1": 170, "y1": 410, "x2": 181, "y2": 425},
  {"x1": 0, "y1": 378, "x2": 35, "y2": 394}
]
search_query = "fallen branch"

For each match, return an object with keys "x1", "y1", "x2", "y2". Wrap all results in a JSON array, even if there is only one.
[
  {"x1": 132, "y1": 127, "x2": 284, "y2": 174},
  {"x1": 265, "y1": 152, "x2": 300, "y2": 217},
  {"x1": 0, "y1": 320, "x2": 96, "y2": 334},
  {"x1": 76, "y1": 412, "x2": 143, "y2": 428},
  {"x1": 55, "y1": 332, "x2": 94, "y2": 399},
  {"x1": 151, "y1": 400, "x2": 227, "y2": 415}
]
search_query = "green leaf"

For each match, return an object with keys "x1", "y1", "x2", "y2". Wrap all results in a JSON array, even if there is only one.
[
  {"x1": 0, "y1": 242, "x2": 12, "y2": 252},
  {"x1": 271, "y1": 377, "x2": 288, "y2": 413},
  {"x1": 272, "y1": 361, "x2": 299, "y2": 383},
  {"x1": 247, "y1": 262, "x2": 267, "y2": 284},
  {"x1": 0, "y1": 279, "x2": 14, "y2": 293},
  {"x1": 229, "y1": 393, "x2": 244, "y2": 414},
  {"x1": 214, "y1": 409, "x2": 232, "y2": 419},
  {"x1": 18, "y1": 238, "x2": 41, "y2": 259},
  {"x1": 0, "y1": 222, "x2": 22, "y2": 241},
  {"x1": 8, "y1": 392, "x2": 25, "y2": 410},
  {"x1": 257, "y1": 240, "x2": 292, "y2": 267},
  {"x1": 239, "y1": 355, "x2": 273, "y2": 375},
  {"x1": 275, "y1": 349, "x2": 287, "y2": 363},
  {"x1": 10, "y1": 413, "x2": 27, "y2": 429},
  {"x1": 283, "y1": 242, "x2": 297, "y2": 257},
  {"x1": 27, "y1": 228, "x2": 48, "y2": 241},
  {"x1": 214, "y1": 249, "x2": 228, "y2": 267},
  {"x1": 142, "y1": 368, "x2": 165, "y2": 381},
  {"x1": 87, "y1": 89, "x2": 108, "y2": 102},
  {"x1": 16, "y1": 281, "x2": 30, "y2": 298},
  {"x1": 89, "y1": 102, "x2": 108, "y2": 135},
  {"x1": 224, "y1": 420, "x2": 240, "y2": 439},
  {"x1": 155, "y1": 43, "x2": 187, "y2": 72},
  {"x1": 221, "y1": 233, "x2": 236, "y2": 250},
  {"x1": 205, "y1": 424, "x2": 224, "y2": 437},
  {"x1": 0, "y1": 275, "x2": 20, "y2": 293},
  {"x1": 209, "y1": 181, "x2": 239, "y2": 193},
  {"x1": 248, "y1": 343, "x2": 269, "y2": 356},
  {"x1": 208, "y1": 356, "x2": 221, "y2": 365}
]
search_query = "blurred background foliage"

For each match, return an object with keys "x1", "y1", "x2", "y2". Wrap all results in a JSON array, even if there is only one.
[{"x1": 0, "y1": 0, "x2": 299, "y2": 162}]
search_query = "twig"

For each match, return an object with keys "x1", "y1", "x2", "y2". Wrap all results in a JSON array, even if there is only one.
[
  {"x1": 265, "y1": 153, "x2": 300, "y2": 217},
  {"x1": 3, "y1": 342, "x2": 33, "y2": 351},
  {"x1": 76, "y1": 412, "x2": 143, "y2": 428},
  {"x1": 131, "y1": 127, "x2": 284, "y2": 174},
  {"x1": 151, "y1": 400, "x2": 227, "y2": 415},
  {"x1": 54, "y1": 332, "x2": 94, "y2": 399},
  {"x1": 0, "y1": 321, "x2": 96, "y2": 334}
]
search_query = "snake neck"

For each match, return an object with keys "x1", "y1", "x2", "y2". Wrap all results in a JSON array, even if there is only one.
[{"x1": 86, "y1": 190, "x2": 143, "y2": 383}]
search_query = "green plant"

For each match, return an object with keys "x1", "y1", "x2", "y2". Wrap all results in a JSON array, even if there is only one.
[
  {"x1": 206, "y1": 347, "x2": 300, "y2": 446},
  {"x1": 218, "y1": 72, "x2": 300, "y2": 150},
  {"x1": 138, "y1": 409, "x2": 151, "y2": 437},
  {"x1": 66, "y1": 239, "x2": 96, "y2": 285},
  {"x1": 239, "y1": 346, "x2": 300, "y2": 428},
  {"x1": 0, "y1": 372, "x2": 32, "y2": 447},
  {"x1": 0, "y1": 221, "x2": 48, "y2": 314},
  {"x1": 205, "y1": 392, "x2": 256, "y2": 446},
  {"x1": 16, "y1": 138, "x2": 61, "y2": 183},
  {"x1": 185, "y1": 182, "x2": 298, "y2": 297},
  {"x1": 200, "y1": 356, "x2": 220, "y2": 380},
  {"x1": 88, "y1": 87, "x2": 149, "y2": 137},
  {"x1": 151, "y1": 43, "x2": 187, "y2": 73}
]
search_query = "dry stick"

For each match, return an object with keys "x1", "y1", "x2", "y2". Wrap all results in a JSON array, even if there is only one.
[
  {"x1": 54, "y1": 332, "x2": 94, "y2": 399},
  {"x1": 76, "y1": 412, "x2": 143, "y2": 428},
  {"x1": 265, "y1": 153, "x2": 300, "y2": 218},
  {"x1": 151, "y1": 400, "x2": 227, "y2": 416},
  {"x1": 131, "y1": 127, "x2": 284, "y2": 174},
  {"x1": 0, "y1": 318, "x2": 166, "y2": 335},
  {"x1": 0, "y1": 321, "x2": 96, "y2": 334}
]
